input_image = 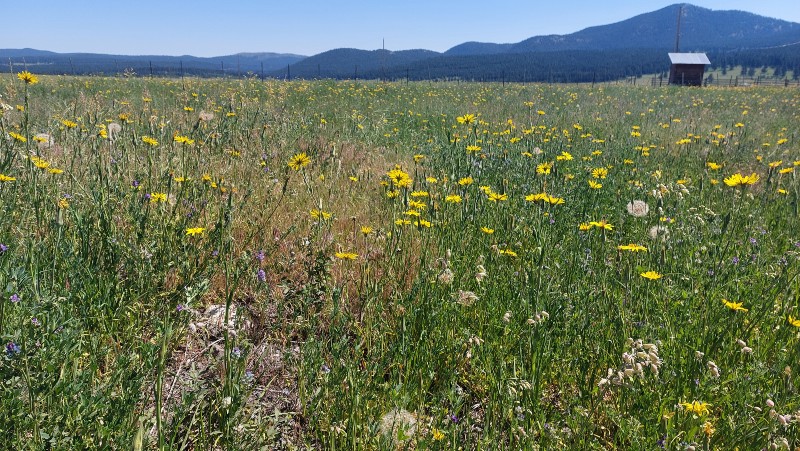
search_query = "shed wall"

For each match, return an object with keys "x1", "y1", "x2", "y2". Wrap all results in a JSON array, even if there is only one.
[{"x1": 669, "y1": 64, "x2": 706, "y2": 86}]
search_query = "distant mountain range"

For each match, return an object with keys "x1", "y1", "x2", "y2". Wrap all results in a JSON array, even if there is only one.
[
  {"x1": 0, "y1": 49, "x2": 305, "y2": 77},
  {"x1": 3, "y1": 3, "x2": 800, "y2": 83},
  {"x1": 445, "y1": 3, "x2": 800, "y2": 55}
]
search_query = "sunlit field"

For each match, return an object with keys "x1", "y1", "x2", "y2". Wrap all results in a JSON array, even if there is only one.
[{"x1": 1, "y1": 73, "x2": 799, "y2": 450}]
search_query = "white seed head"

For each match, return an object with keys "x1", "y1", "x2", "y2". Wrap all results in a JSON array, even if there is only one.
[{"x1": 626, "y1": 200, "x2": 650, "y2": 217}]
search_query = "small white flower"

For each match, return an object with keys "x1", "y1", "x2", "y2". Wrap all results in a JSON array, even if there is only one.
[
  {"x1": 437, "y1": 268, "x2": 454, "y2": 285},
  {"x1": 454, "y1": 290, "x2": 478, "y2": 306},
  {"x1": 648, "y1": 225, "x2": 669, "y2": 241},
  {"x1": 475, "y1": 264, "x2": 487, "y2": 283}
]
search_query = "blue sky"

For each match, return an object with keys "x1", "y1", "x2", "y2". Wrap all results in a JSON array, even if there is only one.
[{"x1": 3, "y1": 1, "x2": 799, "y2": 57}]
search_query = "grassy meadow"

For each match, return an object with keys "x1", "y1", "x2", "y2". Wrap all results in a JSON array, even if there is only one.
[{"x1": 1, "y1": 72, "x2": 799, "y2": 449}]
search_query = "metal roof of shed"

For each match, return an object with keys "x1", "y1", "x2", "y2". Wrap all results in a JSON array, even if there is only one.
[{"x1": 668, "y1": 53, "x2": 711, "y2": 65}]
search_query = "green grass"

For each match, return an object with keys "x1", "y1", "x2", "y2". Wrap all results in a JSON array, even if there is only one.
[{"x1": 1, "y1": 74, "x2": 799, "y2": 449}]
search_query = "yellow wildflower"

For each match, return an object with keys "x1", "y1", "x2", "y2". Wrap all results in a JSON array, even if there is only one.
[
  {"x1": 150, "y1": 192, "x2": 167, "y2": 203},
  {"x1": 17, "y1": 71, "x2": 39, "y2": 85},
  {"x1": 456, "y1": 114, "x2": 475, "y2": 125},
  {"x1": 617, "y1": 244, "x2": 647, "y2": 252},
  {"x1": 499, "y1": 249, "x2": 518, "y2": 257},
  {"x1": 30, "y1": 156, "x2": 50, "y2": 169},
  {"x1": 387, "y1": 167, "x2": 412, "y2": 188},
  {"x1": 310, "y1": 209, "x2": 332, "y2": 220},
  {"x1": 536, "y1": 162, "x2": 553, "y2": 175},
  {"x1": 142, "y1": 136, "x2": 159, "y2": 146},
  {"x1": 556, "y1": 151, "x2": 573, "y2": 161},
  {"x1": 702, "y1": 421, "x2": 715, "y2": 438},
  {"x1": 173, "y1": 135, "x2": 195, "y2": 145},
  {"x1": 589, "y1": 220, "x2": 613, "y2": 231},
  {"x1": 724, "y1": 172, "x2": 759, "y2": 187},
  {"x1": 334, "y1": 252, "x2": 358, "y2": 260},
  {"x1": 680, "y1": 400, "x2": 710, "y2": 416},
  {"x1": 288, "y1": 152, "x2": 311, "y2": 171},
  {"x1": 408, "y1": 200, "x2": 426, "y2": 210},
  {"x1": 640, "y1": 271, "x2": 662, "y2": 280},
  {"x1": 722, "y1": 299, "x2": 748, "y2": 312},
  {"x1": 185, "y1": 227, "x2": 205, "y2": 236}
]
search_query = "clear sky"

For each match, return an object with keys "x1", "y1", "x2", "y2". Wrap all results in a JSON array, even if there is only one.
[{"x1": 2, "y1": 1, "x2": 799, "y2": 57}]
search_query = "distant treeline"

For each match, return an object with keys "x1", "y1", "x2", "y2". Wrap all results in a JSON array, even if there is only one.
[
  {"x1": 3, "y1": 51, "x2": 301, "y2": 79},
  {"x1": 6, "y1": 46, "x2": 800, "y2": 83},
  {"x1": 303, "y1": 47, "x2": 800, "y2": 83}
]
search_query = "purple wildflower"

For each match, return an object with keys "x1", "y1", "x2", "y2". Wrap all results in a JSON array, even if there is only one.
[
  {"x1": 9, "y1": 293, "x2": 19, "y2": 303},
  {"x1": 5, "y1": 342, "x2": 21, "y2": 357},
  {"x1": 0, "y1": 243, "x2": 8, "y2": 253},
  {"x1": 257, "y1": 268, "x2": 266, "y2": 283}
]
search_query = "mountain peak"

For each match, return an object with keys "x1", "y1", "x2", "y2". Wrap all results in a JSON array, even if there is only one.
[{"x1": 442, "y1": 3, "x2": 800, "y2": 55}]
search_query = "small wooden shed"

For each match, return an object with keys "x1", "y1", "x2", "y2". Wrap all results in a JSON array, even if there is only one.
[{"x1": 668, "y1": 53, "x2": 711, "y2": 86}]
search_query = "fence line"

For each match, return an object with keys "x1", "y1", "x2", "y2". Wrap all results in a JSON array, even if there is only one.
[
  {"x1": 647, "y1": 75, "x2": 800, "y2": 88},
  {"x1": 6, "y1": 59, "x2": 800, "y2": 87}
]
